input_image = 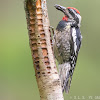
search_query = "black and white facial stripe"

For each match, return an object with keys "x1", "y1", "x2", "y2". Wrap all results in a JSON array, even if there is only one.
[{"x1": 67, "y1": 9, "x2": 81, "y2": 27}]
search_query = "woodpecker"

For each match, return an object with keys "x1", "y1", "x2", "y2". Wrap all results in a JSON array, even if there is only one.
[{"x1": 53, "y1": 4, "x2": 82, "y2": 93}]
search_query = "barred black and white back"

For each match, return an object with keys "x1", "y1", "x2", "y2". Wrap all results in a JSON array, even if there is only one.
[{"x1": 68, "y1": 27, "x2": 82, "y2": 93}]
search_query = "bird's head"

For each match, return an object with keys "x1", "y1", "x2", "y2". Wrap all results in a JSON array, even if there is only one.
[{"x1": 54, "y1": 4, "x2": 81, "y2": 27}]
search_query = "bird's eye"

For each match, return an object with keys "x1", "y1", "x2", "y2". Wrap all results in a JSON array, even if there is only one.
[
  {"x1": 68, "y1": 9, "x2": 74, "y2": 15},
  {"x1": 68, "y1": 9, "x2": 76, "y2": 14},
  {"x1": 73, "y1": 9, "x2": 77, "y2": 13},
  {"x1": 67, "y1": 7, "x2": 80, "y2": 14},
  {"x1": 68, "y1": 8, "x2": 71, "y2": 12}
]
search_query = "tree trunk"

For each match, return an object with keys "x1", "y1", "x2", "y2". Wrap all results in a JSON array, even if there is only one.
[{"x1": 24, "y1": 0, "x2": 64, "y2": 100}]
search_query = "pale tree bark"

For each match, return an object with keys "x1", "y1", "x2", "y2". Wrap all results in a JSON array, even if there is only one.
[{"x1": 24, "y1": 0, "x2": 64, "y2": 100}]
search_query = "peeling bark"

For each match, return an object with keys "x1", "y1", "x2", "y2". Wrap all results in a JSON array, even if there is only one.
[{"x1": 24, "y1": 0, "x2": 64, "y2": 100}]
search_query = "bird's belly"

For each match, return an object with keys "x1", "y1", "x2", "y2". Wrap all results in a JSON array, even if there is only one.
[{"x1": 54, "y1": 31, "x2": 71, "y2": 64}]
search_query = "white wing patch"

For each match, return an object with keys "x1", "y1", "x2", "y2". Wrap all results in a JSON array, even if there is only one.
[
  {"x1": 77, "y1": 14, "x2": 82, "y2": 27},
  {"x1": 72, "y1": 28, "x2": 77, "y2": 54}
]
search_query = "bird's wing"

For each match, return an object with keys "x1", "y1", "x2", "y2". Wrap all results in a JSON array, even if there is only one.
[{"x1": 53, "y1": 25, "x2": 72, "y2": 64}]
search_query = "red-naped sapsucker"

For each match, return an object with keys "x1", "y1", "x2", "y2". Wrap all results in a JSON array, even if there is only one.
[{"x1": 53, "y1": 4, "x2": 82, "y2": 93}]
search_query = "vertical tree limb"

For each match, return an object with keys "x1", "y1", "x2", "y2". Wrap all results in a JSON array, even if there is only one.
[{"x1": 24, "y1": 0, "x2": 64, "y2": 99}]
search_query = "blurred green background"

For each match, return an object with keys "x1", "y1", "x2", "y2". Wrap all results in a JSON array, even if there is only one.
[{"x1": 0, "y1": 0, "x2": 100, "y2": 100}]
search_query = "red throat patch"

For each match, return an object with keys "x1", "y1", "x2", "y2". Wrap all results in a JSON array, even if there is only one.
[{"x1": 62, "y1": 16, "x2": 68, "y2": 21}]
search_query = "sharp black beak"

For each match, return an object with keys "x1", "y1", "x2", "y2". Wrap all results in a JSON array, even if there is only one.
[{"x1": 54, "y1": 4, "x2": 66, "y2": 13}]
